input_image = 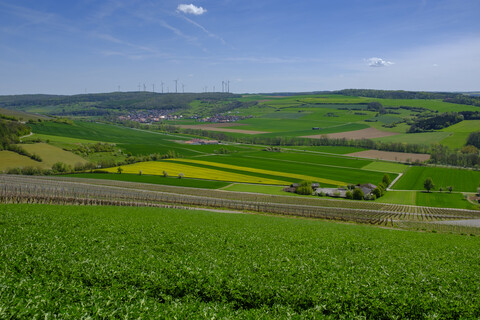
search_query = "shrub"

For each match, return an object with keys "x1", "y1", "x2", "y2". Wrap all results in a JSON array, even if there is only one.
[
  {"x1": 30, "y1": 153, "x2": 42, "y2": 162},
  {"x1": 372, "y1": 187, "x2": 382, "y2": 198},
  {"x1": 296, "y1": 181, "x2": 313, "y2": 195},
  {"x1": 52, "y1": 162, "x2": 71, "y2": 173},
  {"x1": 352, "y1": 188, "x2": 364, "y2": 200},
  {"x1": 345, "y1": 191, "x2": 353, "y2": 199}
]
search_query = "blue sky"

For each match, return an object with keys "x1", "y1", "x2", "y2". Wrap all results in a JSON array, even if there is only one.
[{"x1": 1, "y1": 0, "x2": 479, "y2": 94}]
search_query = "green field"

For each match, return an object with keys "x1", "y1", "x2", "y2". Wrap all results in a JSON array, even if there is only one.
[
  {"x1": 440, "y1": 120, "x2": 480, "y2": 149},
  {"x1": 373, "y1": 131, "x2": 451, "y2": 144},
  {"x1": 416, "y1": 192, "x2": 478, "y2": 209},
  {"x1": 20, "y1": 143, "x2": 87, "y2": 167},
  {"x1": 1, "y1": 204, "x2": 479, "y2": 318},
  {"x1": 393, "y1": 166, "x2": 480, "y2": 192},
  {"x1": 361, "y1": 161, "x2": 409, "y2": 173},
  {"x1": 0, "y1": 150, "x2": 42, "y2": 171},
  {"x1": 284, "y1": 145, "x2": 366, "y2": 154},
  {"x1": 29, "y1": 121, "x2": 200, "y2": 156},
  {"x1": 188, "y1": 153, "x2": 394, "y2": 186},
  {"x1": 376, "y1": 191, "x2": 417, "y2": 205},
  {"x1": 254, "y1": 94, "x2": 479, "y2": 113},
  {"x1": 0, "y1": 107, "x2": 50, "y2": 121},
  {"x1": 376, "y1": 190, "x2": 478, "y2": 209}
]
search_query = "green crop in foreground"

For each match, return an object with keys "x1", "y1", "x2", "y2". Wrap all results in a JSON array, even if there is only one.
[{"x1": 1, "y1": 204, "x2": 479, "y2": 319}]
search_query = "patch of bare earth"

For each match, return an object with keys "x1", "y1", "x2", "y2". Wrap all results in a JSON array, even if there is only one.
[
  {"x1": 177, "y1": 124, "x2": 267, "y2": 134},
  {"x1": 347, "y1": 150, "x2": 431, "y2": 163},
  {"x1": 303, "y1": 127, "x2": 399, "y2": 140}
]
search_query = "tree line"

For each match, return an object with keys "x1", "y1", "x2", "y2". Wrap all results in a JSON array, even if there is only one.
[{"x1": 408, "y1": 111, "x2": 480, "y2": 133}]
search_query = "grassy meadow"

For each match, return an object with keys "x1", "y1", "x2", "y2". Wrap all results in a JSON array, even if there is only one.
[
  {"x1": 0, "y1": 150, "x2": 42, "y2": 171},
  {"x1": 1, "y1": 203, "x2": 479, "y2": 319},
  {"x1": 440, "y1": 120, "x2": 480, "y2": 149},
  {"x1": 393, "y1": 166, "x2": 480, "y2": 192},
  {"x1": 20, "y1": 143, "x2": 87, "y2": 167},
  {"x1": 377, "y1": 190, "x2": 478, "y2": 209}
]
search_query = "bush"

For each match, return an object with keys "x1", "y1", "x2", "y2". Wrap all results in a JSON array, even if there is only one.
[
  {"x1": 353, "y1": 188, "x2": 364, "y2": 200},
  {"x1": 30, "y1": 154, "x2": 42, "y2": 162},
  {"x1": 296, "y1": 185, "x2": 313, "y2": 195},
  {"x1": 372, "y1": 187, "x2": 383, "y2": 198},
  {"x1": 345, "y1": 191, "x2": 353, "y2": 199},
  {"x1": 52, "y1": 162, "x2": 71, "y2": 173},
  {"x1": 296, "y1": 181, "x2": 313, "y2": 195}
]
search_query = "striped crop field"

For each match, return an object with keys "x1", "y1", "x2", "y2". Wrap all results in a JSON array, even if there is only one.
[
  {"x1": 105, "y1": 161, "x2": 290, "y2": 185},
  {"x1": 166, "y1": 158, "x2": 347, "y2": 186}
]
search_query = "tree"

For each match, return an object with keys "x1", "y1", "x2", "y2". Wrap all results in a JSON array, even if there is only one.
[
  {"x1": 163, "y1": 170, "x2": 168, "y2": 177},
  {"x1": 466, "y1": 131, "x2": 480, "y2": 148},
  {"x1": 424, "y1": 178, "x2": 434, "y2": 192},
  {"x1": 117, "y1": 167, "x2": 123, "y2": 174},
  {"x1": 382, "y1": 174, "x2": 392, "y2": 187},
  {"x1": 447, "y1": 186, "x2": 453, "y2": 193},
  {"x1": 296, "y1": 180, "x2": 313, "y2": 195},
  {"x1": 178, "y1": 172, "x2": 184, "y2": 179},
  {"x1": 352, "y1": 188, "x2": 364, "y2": 200},
  {"x1": 345, "y1": 191, "x2": 353, "y2": 199}
]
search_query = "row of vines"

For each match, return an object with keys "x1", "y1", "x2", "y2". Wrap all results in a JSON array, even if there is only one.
[{"x1": 2, "y1": 175, "x2": 479, "y2": 232}]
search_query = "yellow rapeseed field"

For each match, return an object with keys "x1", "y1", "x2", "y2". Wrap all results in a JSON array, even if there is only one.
[
  {"x1": 106, "y1": 161, "x2": 290, "y2": 185},
  {"x1": 167, "y1": 159, "x2": 346, "y2": 186}
]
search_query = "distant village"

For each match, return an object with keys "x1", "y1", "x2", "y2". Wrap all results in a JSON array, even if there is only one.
[
  {"x1": 118, "y1": 110, "x2": 252, "y2": 124},
  {"x1": 118, "y1": 109, "x2": 180, "y2": 123}
]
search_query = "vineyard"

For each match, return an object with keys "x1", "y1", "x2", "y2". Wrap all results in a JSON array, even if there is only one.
[{"x1": 2, "y1": 175, "x2": 479, "y2": 233}]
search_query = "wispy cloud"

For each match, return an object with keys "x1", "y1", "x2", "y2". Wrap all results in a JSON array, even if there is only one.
[
  {"x1": 366, "y1": 57, "x2": 394, "y2": 67},
  {"x1": 224, "y1": 56, "x2": 322, "y2": 64},
  {"x1": 179, "y1": 15, "x2": 226, "y2": 45},
  {"x1": 177, "y1": 4, "x2": 207, "y2": 15},
  {"x1": 93, "y1": 32, "x2": 159, "y2": 53},
  {"x1": 159, "y1": 20, "x2": 198, "y2": 43},
  {"x1": 0, "y1": 1, "x2": 75, "y2": 34}
]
